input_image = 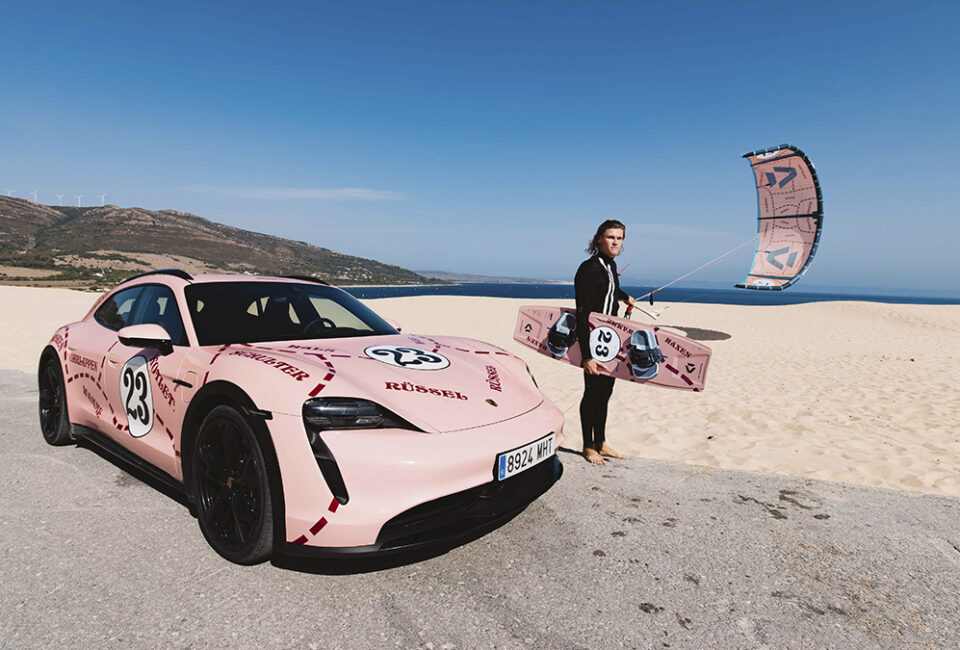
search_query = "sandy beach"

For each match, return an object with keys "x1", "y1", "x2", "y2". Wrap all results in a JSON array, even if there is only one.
[{"x1": 5, "y1": 285, "x2": 959, "y2": 498}]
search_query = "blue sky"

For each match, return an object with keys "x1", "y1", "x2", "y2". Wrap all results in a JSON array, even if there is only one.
[{"x1": 2, "y1": 1, "x2": 958, "y2": 293}]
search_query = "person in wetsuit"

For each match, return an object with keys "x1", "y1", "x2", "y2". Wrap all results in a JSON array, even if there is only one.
[{"x1": 575, "y1": 219, "x2": 636, "y2": 465}]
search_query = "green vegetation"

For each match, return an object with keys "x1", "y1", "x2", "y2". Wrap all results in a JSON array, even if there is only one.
[{"x1": 0, "y1": 197, "x2": 445, "y2": 288}]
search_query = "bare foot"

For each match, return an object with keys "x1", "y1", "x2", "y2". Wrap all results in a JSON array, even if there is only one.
[
  {"x1": 583, "y1": 448, "x2": 605, "y2": 465},
  {"x1": 599, "y1": 444, "x2": 627, "y2": 459}
]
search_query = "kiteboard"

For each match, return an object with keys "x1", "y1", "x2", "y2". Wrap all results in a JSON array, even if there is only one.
[{"x1": 513, "y1": 306, "x2": 711, "y2": 392}]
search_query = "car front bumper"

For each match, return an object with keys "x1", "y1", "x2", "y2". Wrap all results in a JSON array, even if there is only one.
[
  {"x1": 282, "y1": 455, "x2": 562, "y2": 560},
  {"x1": 267, "y1": 397, "x2": 565, "y2": 552}
]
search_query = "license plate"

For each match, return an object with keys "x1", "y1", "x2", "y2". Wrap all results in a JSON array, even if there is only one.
[{"x1": 496, "y1": 433, "x2": 555, "y2": 481}]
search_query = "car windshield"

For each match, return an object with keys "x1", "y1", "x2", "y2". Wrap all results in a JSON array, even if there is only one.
[{"x1": 184, "y1": 281, "x2": 397, "y2": 345}]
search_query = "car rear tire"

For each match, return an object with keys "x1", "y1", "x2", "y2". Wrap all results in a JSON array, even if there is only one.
[
  {"x1": 38, "y1": 355, "x2": 72, "y2": 446},
  {"x1": 192, "y1": 405, "x2": 275, "y2": 564}
]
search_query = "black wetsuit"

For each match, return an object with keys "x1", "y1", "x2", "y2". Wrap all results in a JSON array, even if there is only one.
[{"x1": 575, "y1": 253, "x2": 630, "y2": 452}]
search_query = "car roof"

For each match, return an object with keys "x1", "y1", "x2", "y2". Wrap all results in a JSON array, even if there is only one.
[{"x1": 115, "y1": 270, "x2": 330, "y2": 289}]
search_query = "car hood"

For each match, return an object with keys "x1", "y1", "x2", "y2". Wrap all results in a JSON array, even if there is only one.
[{"x1": 216, "y1": 333, "x2": 542, "y2": 433}]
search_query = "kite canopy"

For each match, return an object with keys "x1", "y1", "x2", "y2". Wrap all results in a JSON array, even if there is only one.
[{"x1": 738, "y1": 144, "x2": 823, "y2": 290}]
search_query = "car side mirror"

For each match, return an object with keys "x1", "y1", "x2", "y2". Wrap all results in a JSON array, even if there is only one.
[
  {"x1": 118, "y1": 323, "x2": 174, "y2": 356},
  {"x1": 383, "y1": 318, "x2": 402, "y2": 333}
]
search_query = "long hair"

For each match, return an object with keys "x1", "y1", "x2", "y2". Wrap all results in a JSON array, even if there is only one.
[{"x1": 586, "y1": 219, "x2": 626, "y2": 255}]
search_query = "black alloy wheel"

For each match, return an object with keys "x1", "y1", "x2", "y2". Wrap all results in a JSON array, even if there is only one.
[
  {"x1": 38, "y1": 355, "x2": 72, "y2": 446},
  {"x1": 192, "y1": 405, "x2": 274, "y2": 564}
]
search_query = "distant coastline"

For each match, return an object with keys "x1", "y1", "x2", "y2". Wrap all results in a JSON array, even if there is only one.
[
  {"x1": 340, "y1": 283, "x2": 458, "y2": 289},
  {"x1": 415, "y1": 270, "x2": 570, "y2": 285},
  {"x1": 344, "y1": 282, "x2": 960, "y2": 306}
]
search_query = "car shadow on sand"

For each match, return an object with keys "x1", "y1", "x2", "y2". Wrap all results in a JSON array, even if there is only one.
[
  {"x1": 656, "y1": 325, "x2": 731, "y2": 341},
  {"x1": 77, "y1": 437, "x2": 194, "y2": 510}
]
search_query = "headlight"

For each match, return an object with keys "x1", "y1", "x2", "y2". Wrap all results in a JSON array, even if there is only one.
[
  {"x1": 302, "y1": 397, "x2": 419, "y2": 432},
  {"x1": 303, "y1": 398, "x2": 383, "y2": 430}
]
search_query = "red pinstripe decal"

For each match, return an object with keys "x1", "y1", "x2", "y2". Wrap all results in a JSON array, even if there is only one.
[
  {"x1": 67, "y1": 371, "x2": 98, "y2": 384},
  {"x1": 209, "y1": 344, "x2": 229, "y2": 365},
  {"x1": 303, "y1": 353, "x2": 336, "y2": 397},
  {"x1": 107, "y1": 341, "x2": 118, "y2": 353},
  {"x1": 292, "y1": 497, "x2": 345, "y2": 545}
]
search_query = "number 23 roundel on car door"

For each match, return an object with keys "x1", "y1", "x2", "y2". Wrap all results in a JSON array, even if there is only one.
[{"x1": 120, "y1": 355, "x2": 154, "y2": 437}]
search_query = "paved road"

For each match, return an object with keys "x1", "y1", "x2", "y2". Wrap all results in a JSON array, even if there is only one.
[{"x1": 2, "y1": 369, "x2": 958, "y2": 649}]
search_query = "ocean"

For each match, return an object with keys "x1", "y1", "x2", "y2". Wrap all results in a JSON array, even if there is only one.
[{"x1": 344, "y1": 283, "x2": 960, "y2": 306}]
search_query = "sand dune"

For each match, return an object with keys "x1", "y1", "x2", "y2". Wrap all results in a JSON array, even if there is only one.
[{"x1": 6, "y1": 286, "x2": 959, "y2": 497}]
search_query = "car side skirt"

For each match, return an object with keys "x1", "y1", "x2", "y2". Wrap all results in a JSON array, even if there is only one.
[{"x1": 72, "y1": 424, "x2": 187, "y2": 499}]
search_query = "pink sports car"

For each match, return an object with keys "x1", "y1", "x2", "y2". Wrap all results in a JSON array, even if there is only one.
[{"x1": 38, "y1": 270, "x2": 563, "y2": 564}]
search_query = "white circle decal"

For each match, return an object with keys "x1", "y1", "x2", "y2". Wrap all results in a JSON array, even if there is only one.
[
  {"x1": 364, "y1": 345, "x2": 450, "y2": 370},
  {"x1": 588, "y1": 326, "x2": 621, "y2": 363},
  {"x1": 120, "y1": 355, "x2": 154, "y2": 438}
]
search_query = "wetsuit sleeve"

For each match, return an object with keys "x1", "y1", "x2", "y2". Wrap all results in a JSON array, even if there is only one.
[
  {"x1": 616, "y1": 287, "x2": 629, "y2": 302},
  {"x1": 574, "y1": 260, "x2": 598, "y2": 361}
]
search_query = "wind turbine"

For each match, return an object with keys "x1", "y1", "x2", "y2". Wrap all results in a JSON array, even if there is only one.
[
  {"x1": 74, "y1": 194, "x2": 83, "y2": 207},
  {"x1": 4, "y1": 189, "x2": 13, "y2": 197},
  {"x1": 31, "y1": 190, "x2": 38, "y2": 202},
  {"x1": 56, "y1": 194, "x2": 64, "y2": 206},
  {"x1": 97, "y1": 193, "x2": 106, "y2": 206}
]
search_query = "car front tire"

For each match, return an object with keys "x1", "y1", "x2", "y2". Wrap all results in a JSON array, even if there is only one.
[
  {"x1": 38, "y1": 354, "x2": 72, "y2": 446},
  {"x1": 192, "y1": 405, "x2": 275, "y2": 564}
]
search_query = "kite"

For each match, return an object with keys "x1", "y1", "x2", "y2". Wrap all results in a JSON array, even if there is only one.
[{"x1": 737, "y1": 144, "x2": 824, "y2": 290}]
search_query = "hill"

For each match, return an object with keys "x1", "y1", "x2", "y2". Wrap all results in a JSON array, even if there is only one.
[{"x1": 0, "y1": 196, "x2": 436, "y2": 287}]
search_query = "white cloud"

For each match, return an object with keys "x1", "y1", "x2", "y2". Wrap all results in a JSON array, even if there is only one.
[{"x1": 189, "y1": 185, "x2": 408, "y2": 201}]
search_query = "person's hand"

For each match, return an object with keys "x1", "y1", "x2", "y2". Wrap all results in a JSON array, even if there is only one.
[
  {"x1": 583, "y1": 359, "x2": 601, "y2": 375},
  {"x1": 627, "y1": 296, "x2": 636, "y2": 308}
]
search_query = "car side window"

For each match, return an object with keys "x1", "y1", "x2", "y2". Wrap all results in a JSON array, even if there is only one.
[
  {"x1": 130, "y1": 285, "x2": 189, "y2": 346},
  {"x1": 94, "y1": 287, "x2": 144, "y2": 331}
]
